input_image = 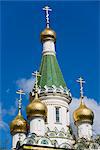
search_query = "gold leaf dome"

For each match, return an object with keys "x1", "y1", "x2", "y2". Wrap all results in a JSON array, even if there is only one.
[
  {"x1": 26, "y1": 93, "x2": 47, "y2": 120},
  {"x1": 40, "y1": 28, "x2": 56, "y2": 43},
  {"x1": 10, "y1": 112, "x2": 27, "y2": 135},
  {"x1": 73, "y1": 101, "x2": 94, "y2": 125}
]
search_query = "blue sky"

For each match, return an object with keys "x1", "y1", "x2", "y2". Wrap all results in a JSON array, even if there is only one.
[{"x1": 1, "y1": 1, "x2": 100, "y2": 148}]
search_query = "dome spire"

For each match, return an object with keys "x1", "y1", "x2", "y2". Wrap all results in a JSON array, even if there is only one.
[
  {"x1": 43, "y1": 6, "x2": 52, "y2": 28},
  {"x1": 10, "y1": 90, "x2": 27, "y2": 136},
  {"x1": 76, "y1": 77, "x2": 85, "y2": 104},
  {"x1": 32, "y1": 71, "x2": 41, "y2": 99},
  {"x1": 16, "y1": 89, "x2": 25, "y2": 115},
  {"x1": 73, "y1": 77, "x2": 94, "y2": 125},
  {"x1": 32, "y1": 71, "x2": 41, "y2": 92}
]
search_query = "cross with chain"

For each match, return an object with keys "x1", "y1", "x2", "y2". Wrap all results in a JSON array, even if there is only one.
[
  {"x1": 32, "y1": 71, "x2": 41, "y2": 92},
  {"x1": 76, "y1": 77, "x2": 85, "y2": 98},
  {"x1": 16, "y1": 89, "x2": 25, "y2": 114},
  {"x1": 43, "y1": 6, "x2": 52, "y2": 28}
]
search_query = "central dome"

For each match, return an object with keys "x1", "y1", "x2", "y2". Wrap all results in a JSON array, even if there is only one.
[
  {"x1": 26, "y1": 93, "x2": 47, "y2": 120},
  {"x1": 40, "y1": 28, "x2": 56, "y2": 42}
]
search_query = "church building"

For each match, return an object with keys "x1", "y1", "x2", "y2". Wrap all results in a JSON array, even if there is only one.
[{"x1": 10, "y1": 6, "x2": 100, "y2": 150}]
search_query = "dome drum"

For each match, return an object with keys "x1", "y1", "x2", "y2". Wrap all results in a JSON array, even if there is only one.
[{"x1": 74, "y1": 119, "x2": 93, "y2": 126}]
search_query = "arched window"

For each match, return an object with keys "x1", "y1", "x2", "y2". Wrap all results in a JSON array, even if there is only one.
[
  {"x1": 41, "y1": 140, "x2": 48, "y2": 145},
  {"x1": 45, "y1": 116, "x2": 47, "y2": 123},
  {"x1": 55, "y1": 107, "x2": 60, "y2": 122}
]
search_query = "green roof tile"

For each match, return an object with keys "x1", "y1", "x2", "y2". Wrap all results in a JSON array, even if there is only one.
[{"x1": 38, "y1": 55, "x2": 67, "y2": 88}]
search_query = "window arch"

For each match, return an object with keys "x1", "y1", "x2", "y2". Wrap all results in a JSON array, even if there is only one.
[
  {"x1": 41, "y1": 139, "x2": 49, "y2": 145},
  {"x1": 60, "y1": 143, "x2": 72, "y2": 149},
  {"x1": 38, "y1": 138, "x2": 52, "y2": 146}
]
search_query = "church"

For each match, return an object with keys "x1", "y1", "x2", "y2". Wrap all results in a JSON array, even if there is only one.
[{"x1": 10, "y1": 6, "x2": 100, "y2": 150}]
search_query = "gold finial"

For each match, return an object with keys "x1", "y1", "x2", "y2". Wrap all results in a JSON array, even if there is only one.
[
  {"x1": 16, "y1": 89, "x2": 25, "y2": 115},
  {"x1": 76, "y1": 77, "x2": 85, "y2": 101},
  {"x1": 43, "y1": 6, "x2": 52, "y2": 28},
  {"x1": 32, "y1": 71, "x2": 41, "y2": 98}
]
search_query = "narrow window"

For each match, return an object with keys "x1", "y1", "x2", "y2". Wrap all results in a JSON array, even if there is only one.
[
  {"x1": 45, "y1": 116, "x2": 47, "y2": 123},
  {"x1": 55, "y1": 107, "x2": 60, "y2": 122}
]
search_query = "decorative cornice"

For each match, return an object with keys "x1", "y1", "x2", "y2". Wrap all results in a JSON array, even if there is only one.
[{"x1": 31, "y1": 85, "x2": 72, "y2": 104}]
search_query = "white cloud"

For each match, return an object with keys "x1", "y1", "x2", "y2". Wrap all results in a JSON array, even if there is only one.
[
  {"x1": 0, "y1": 102, "x2": 10, "y2": 131},
  {"x1": 6, "y1": 88, "x2": 10, "y2": 93},
  {"x1": 0, "y1": 100, "x2": 17, "y2": 117},
  {"x1": 16, "y1": 77, "x2": 35, "y2": 93},
  {"x1": 0, "y1": 120, "x2": 9, "y2": 131},
  {"x1": 70, "y1": 97, "x2": 100, "y2": 136}
]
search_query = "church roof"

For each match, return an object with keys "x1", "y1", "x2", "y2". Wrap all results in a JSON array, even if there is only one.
[{"x1": 38, "y1": 54, "x2": 67, "y2": 89}]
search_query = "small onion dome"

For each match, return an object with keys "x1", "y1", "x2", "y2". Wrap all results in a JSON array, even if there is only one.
[
  {"x1": 26, "y1": 93, "x2": 47, "y2": 120},
  {"x1": 40, "y1": 28, "x2": 56, "y2": 43},
  {"x1": 10, "y1": 112, "x2": 27, "y2": 135},
  {"x1": 73, "y1": 101, "x2": 94, "y2": 125}
]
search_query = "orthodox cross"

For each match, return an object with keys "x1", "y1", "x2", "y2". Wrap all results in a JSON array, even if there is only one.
[
  {"x1": 16, "y1": 89, "x2": 25, "y2": 114},
  {"x1": 32, "y1": 71, "x2": 41, "y2": 92},
  {"x1": 43, "y1": 6, "x2": 52, "y2": 28},
  {"x1": 76, "y1": 77, "x2": 85, "y2": 99}
]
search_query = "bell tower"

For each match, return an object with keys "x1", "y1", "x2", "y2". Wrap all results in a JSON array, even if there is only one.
[{"x1": 30, "y1": 6, "x2": 72, "y2": 133}]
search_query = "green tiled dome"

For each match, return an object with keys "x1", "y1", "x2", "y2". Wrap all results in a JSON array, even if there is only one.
[{"x1": 38, "y1": 55, "x2": 67, "y2": 88}]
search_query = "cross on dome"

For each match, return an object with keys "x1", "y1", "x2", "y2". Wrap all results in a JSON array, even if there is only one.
[
  {"x1": 43, "y1": 6, "x2": 52, "y2": 28},
  {"x1": 32, "y1": 71, "x2": 41, "y2": 92},
  {"x1": 16, "y1": 89, "x2": 25, "y2": 114},
  {"x1": 76, "y1": 77, "x2": 85, "y2": 99}
]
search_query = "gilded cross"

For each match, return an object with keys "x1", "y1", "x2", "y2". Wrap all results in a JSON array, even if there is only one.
[
  {"x1": 32, "y1": 71, "x2": 41, "y2": 92},
  {"x1": 16, "y1": 89, "x2": 25, "y2": 114},
  {"x1": 76, "y1": 77, "x2": 85, "y2": 98},
  {"x1": 43, "y1": 6, "x2": 52, "y2": 28}
]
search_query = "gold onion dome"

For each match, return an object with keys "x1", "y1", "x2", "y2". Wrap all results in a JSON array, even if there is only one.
[
  {"x1": 73, "y1": 100, "x2": 94, "y2": 125},
  {"x1": 26, "y1": 93, "x2": 47, "y2": 120},
  {"x1": 10, "y1": 112, "x2": 27, "y2": 135},
  {"x1": 40, "y1": 28, "x2": 56, "y2": 43}
]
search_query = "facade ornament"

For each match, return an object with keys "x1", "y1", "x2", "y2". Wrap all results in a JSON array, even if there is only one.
[
  {"x1": 52, "y1": 85, "x2": 57, "y2": 93},
  {"x1": 59, "y1": 86, "x2": 64, "y2": 93},
  {"x1": 44, "y1": 85, "x2": 49, "y2": 93}
]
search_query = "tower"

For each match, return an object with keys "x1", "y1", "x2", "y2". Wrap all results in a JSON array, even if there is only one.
[
  {"x1": 73, "y1": 77, "x2": 94, "y2": 140},
  {"x1": 31, "y1": 5, "x2": 72, "y2": 133},
  {"x1": 26, "y1": 6, "x2": 74, "y2": 148},
  {"x1": 10, "y1": 90, "x2": 27, "y2": 149}
]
